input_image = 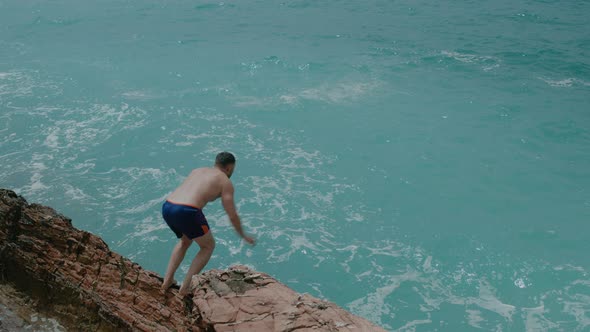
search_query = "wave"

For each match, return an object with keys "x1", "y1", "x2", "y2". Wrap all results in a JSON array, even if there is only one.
[
  {"x1": 230, "y1": 80, "x2": 382, "y2": 107},
  {"x1": 343, "y1": 239, "x2": 590, "y2": 331},
  {"x1": 0, "y1": 70, "x2": 62, "y2": 98},
  {"x1": 440, "y1": 50, "x2": 502, "y2": 72},
  {"x1": 538, "y1": 77, "x2": 590, "y2": 88}
]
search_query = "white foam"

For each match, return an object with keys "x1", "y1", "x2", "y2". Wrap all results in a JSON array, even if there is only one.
[
  {"x1": 230, "y1": 80, "x2": 381, "y2": 107},
  {"x1": 121, "y1": 90, "x2": 160, "y2": 100},
  {"x1": 104, "y1": 167, "x2": 169, "y2": 180},
  {"x1": 441, "y1": 50, "x2": 498, "y2": 64},
  {"x1": 345, "y1": 211, "x2": 364, "y2": 222},
  {"x1": 466, "y1": 309, "x2": 484, "y2": 329},
  {"x1": 422, "y1": 256, "x2": 433, "y2": 272},
  {"x1": 345, "y1": 238, "x2": 590, "y2": 330},
  {"x1": 121, "y1": 194, "x2": 168, "y2": 214},
  {"x1": 279, "y1": 94, "x2": 298, "y2": 104},
  {"x1": 336, "y1": 245, "x2": 358, "y2": 273},
  {"x1": 268, "y1": 231, "x2": 328, "y2": 263},
  {"x1": 71, "y1": 160, "x2": 96, "y2": 175},
  {"x1": 483, "y1": 64, "x2": 501, "y2": 72},
  {"x1": 347, "y1": 270, "x2": 420, "y2": 329},
  {"x1": 365, "y1": 243, "x2": 403, "y2": 258},
  {"x1": 308, "y1": 283, "x2": 327, "y2": 300},
  {"x1": 43, "y1": 127, "x2": 60, "y2": 148},
  {"x1": 0, "y1": 151, "x2": 23, "y2": 160},
  {"x1": 246, "y1": 134, "x2": 265, "y2": 152},
  {"x1": 394, "y1": 318, "x2": 432, "y2": 331},
  {"x1": 16, "y1": 154, "x2": 52, "y2": 195},
  {"x1": 565, "y1": 303, "x2": 590, "y2": 330},
  {"x1": 0, "y1": 70, "x2": 62, "y2": 97},
  {"x1": 473, "y1": 280, "x2": 516, "y2": 320},
  {"x1": 441, "y1": 50, "x2": 501, "y2": 72},
  {"x1": 63, "y1": 184, "x2": 91, "y2": 201},
  {"x1": 523, "y1": 305, "x2": 558, "y2": 331},
  {"x1": 572, "y1": 279, "x2": 590, "y2": 286},
  {"x1": 233, "y1": 96, "x2": 266, "y2": 107},
  {"x1": 514, "y1": 277, "x2": 527, "y2": 289},
  {"x1": 184, "y1": 133, "x2": 231, "y2": 140},
  {"x1": 298, "y1": 81, "x2": 379, "y2": 103},
  {"x1": 131, "y1": 215, "x2": 169, "y2": 238},
  {"x1": 38, "y1": 103, "x2": 147, "y2": 152},
  {"x1": 228, "y1": 240, "x2": 245, "y2": 256},
  {"x1": 539, "y1": 77, "x2": 590, "y2": 88}
]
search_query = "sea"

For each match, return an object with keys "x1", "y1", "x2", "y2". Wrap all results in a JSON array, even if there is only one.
[{"x1": 1, "y1": 1, "x2": 589, "y2": 331}]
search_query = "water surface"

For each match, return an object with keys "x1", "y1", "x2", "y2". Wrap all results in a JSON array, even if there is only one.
[{"x1": 1, "y1": 1, "x2": 589, "y2": 330}]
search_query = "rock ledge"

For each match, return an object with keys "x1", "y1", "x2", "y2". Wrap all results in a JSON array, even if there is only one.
[{"x1": 0, "y1": 189, "x2": 385, "y2": 332}]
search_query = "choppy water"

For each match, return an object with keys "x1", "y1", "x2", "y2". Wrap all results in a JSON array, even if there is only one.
[{"x1": 1, "y1": 1, "x2": 590, "y2": 331}]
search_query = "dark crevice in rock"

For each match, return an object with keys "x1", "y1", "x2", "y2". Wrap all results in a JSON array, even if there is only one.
[
  {"x1": 194, "y1": 308, "x2": 216, "y2": 332},
  {"x1": 76, "y1": 232, "x2": 91, "y2": 258},
  {"x1": 5, "y1": 205, "x2": 21, "y2": 243},
  {"x1": 117, "y1": 255, "x2": 128, "y2": 289}
]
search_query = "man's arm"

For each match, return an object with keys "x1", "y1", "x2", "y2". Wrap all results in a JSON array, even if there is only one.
[{"x1": 221, "y1": 180, "x2": 255, "y2": 244}]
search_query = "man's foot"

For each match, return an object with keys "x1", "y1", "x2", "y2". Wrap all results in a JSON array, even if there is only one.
[
  {"x1": 178, "y1": 283, "x2": 191, "y2": 298},
  {"x1": 160, "y1": 279, "x2": 177, "y2": 294}
]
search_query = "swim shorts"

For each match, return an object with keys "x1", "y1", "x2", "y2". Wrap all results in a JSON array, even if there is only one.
[{"x1": 162, "y1": 200, "x2": 210, "y2": 239}]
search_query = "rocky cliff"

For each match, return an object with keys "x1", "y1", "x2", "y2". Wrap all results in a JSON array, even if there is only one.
[{"x1": 0, "y1": 189, "x2": 386, "y2": 332}]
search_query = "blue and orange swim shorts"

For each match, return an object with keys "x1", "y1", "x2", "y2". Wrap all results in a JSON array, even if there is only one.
[{"x1": 161, "y1": 200, "x2": 210, "y2": 239}]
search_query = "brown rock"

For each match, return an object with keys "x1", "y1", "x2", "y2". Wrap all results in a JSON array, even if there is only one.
[{"x1": 0, "y1": 189, "x2": 387, "y2": 331}]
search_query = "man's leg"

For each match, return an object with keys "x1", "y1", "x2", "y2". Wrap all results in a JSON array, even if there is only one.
[
  {"x1": 161, "y1": 235, "x2": 192, "y2": 291},
  {"x1": 179, "y1": 231, "x2": 215, "y2": 296}
]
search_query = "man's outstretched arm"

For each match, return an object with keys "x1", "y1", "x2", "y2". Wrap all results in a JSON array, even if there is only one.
[{"x1": 221, "y1": 180, "x2": 255, "y2": 245}]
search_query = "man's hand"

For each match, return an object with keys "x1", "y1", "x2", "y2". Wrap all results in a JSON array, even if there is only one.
[{"x1": 243, "y1": 235, "x2": 256, "y2": 245}]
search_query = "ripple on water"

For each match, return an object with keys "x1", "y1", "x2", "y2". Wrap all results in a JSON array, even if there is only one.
[
  {"x1": 538, "y1": 77, "x2": 590, "y2": 88},
  {"x1": 0, "y1": 70, "x2": 62, "y2": 98},
  {"x1": 342, "y1": 239, "x2": 590, "y2": 330},
  {"x1": 438, "y1": 50, "x2": 502, "y2": 72}
]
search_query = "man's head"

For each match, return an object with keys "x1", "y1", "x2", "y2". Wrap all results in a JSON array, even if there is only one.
[{"x1": 215, "y1": 151, "x2": 236, "y2": 178}]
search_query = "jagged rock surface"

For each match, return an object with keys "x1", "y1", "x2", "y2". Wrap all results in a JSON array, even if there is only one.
[{"x1": 0, "y1": 189, "x2": 386, "y2": 331}]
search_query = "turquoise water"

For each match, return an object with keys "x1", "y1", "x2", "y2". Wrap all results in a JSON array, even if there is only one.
[{"x1": 1, "y1": 0, "x2": 589, "y2": 330}]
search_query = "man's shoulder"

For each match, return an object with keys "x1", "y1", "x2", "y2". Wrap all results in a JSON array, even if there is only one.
[
  {"x1": 189, "y1": 167, "x2": 203, "y2": 175},
  {"x1": 218, "y1": 174, "x2": 232, "y2": 189},
  {"x1": 218, "y1": 174, "x2": 231, "y2": 184},
  {"x1": 191, "y1": 167, "x2": 216, "y2": 175}
]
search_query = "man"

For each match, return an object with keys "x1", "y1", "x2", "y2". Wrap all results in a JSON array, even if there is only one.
[{"x1": 160, "y1": 152, "x2": 255, "y2": 296}]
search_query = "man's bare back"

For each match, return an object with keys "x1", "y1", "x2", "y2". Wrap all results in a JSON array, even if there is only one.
[{"x1": 166, "y1": 167, "x2": 228, "y2": 209}]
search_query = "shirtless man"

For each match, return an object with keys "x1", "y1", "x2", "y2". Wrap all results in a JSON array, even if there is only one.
[{"x1": 160, "y1": 152, "x2": 255, "y2": 296}]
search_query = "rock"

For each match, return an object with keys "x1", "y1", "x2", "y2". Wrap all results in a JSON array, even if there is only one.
[
  {"x1": 0, "y1": 283, "x2": 67, "y2": 331},
  {"x1": 0, "y1": 189, "x2": 387, "y2": 331}
]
